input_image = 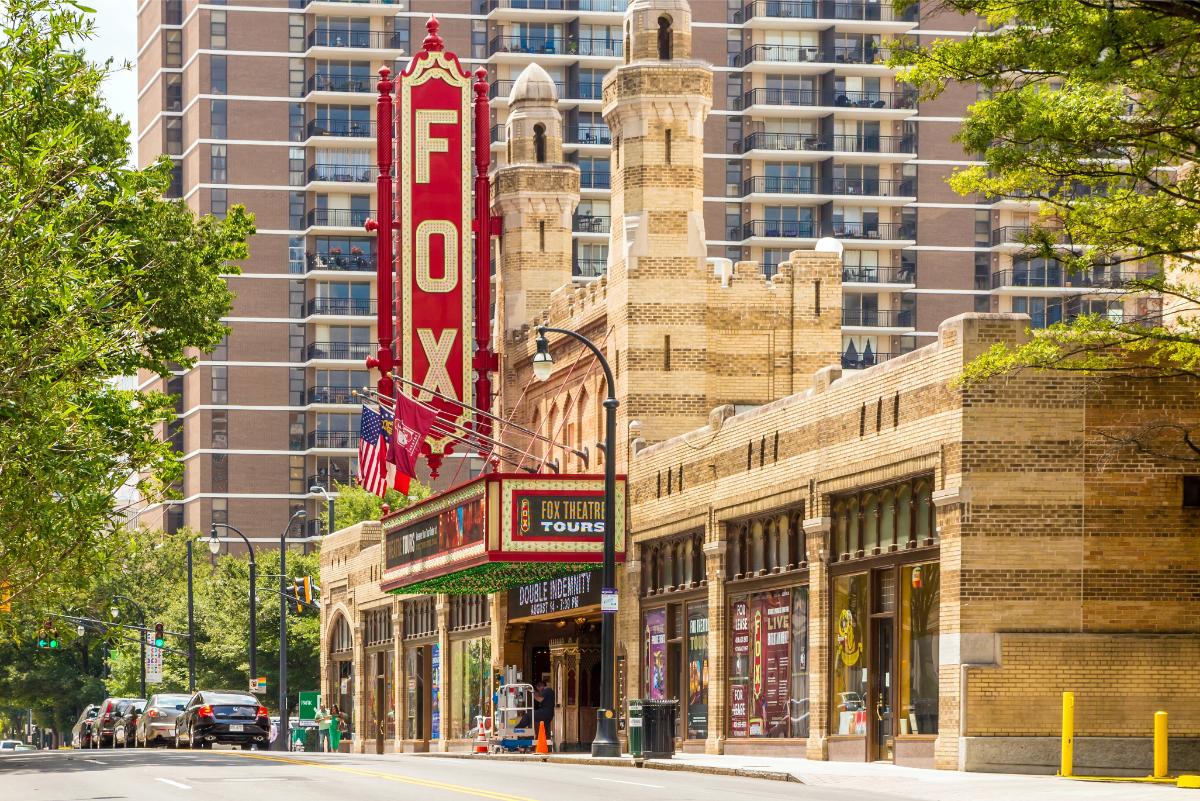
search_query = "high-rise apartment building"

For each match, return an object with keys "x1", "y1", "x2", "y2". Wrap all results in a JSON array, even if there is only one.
[{"x1": 135, "y1": 0, "x2": 1146, "y2": 537}]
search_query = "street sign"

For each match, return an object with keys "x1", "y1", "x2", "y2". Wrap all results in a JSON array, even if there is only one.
[
  {"x1": 145, "y1": 631, "x2": 163, "y2": 684},
  {"x1": 297, "y1": 691, "x2": 319, "y2": 726},
  {"x1": 249, "y1": 676, "x2": 266, "y2": 694},
  {"x1": 601, "y1": 588, "x2": 618, "y2": 613}
]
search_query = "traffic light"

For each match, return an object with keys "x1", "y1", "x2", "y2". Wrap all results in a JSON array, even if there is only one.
[
  {"x1": 300, "y1": 576, "x2": 313, "y2": 605},
  {"x1": 36, "y1": 619, "x2": 59, "y2": 649},
  {"x1": 153, "y1": 623, "x2": 165, "y2": 648},
  {"x1": 291, "y1": 578, "x2": 303, "y2": 613}
]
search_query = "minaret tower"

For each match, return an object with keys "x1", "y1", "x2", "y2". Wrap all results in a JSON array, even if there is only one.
[{"x1": 602, "y1": 0, "x2": 713, "y2": 448}]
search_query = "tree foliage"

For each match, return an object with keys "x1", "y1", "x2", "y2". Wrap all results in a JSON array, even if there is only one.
[
  {"x1": 894, "y1": 0, "x2": 1200, "y2": 455},
  {"x1": 0, "y1": 0, "x2": 254, "y2": 610},
  {"x1": 323, "y1": 480, "x2": 430, "y2": 533}
]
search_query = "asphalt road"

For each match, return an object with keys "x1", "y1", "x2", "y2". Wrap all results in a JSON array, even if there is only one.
[{"x1": 0, "y1": 748, "x2": 876, "y2": 801}]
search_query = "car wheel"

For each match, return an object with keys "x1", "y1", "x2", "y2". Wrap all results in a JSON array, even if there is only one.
[
  {"x1": 174, "y1": 730, "x2": 182, "y2": 749},
  {"x1": 115, "y1": 727, "x2": 123, "y2": 747}
]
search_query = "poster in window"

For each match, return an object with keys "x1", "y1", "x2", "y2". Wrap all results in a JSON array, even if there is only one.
[
  {"x1": 752, "y1": 590, "x2": 791, "y2": 737},
  {"x1": 644, "y1": 609, "x2": 666, "y2": 700},
  {"x1": 686, "y1": 603, "x2": 708, "y2": 739},
  {"x1": 430, "y1": 643, "x2": 441, "y2": 741},
  {"x1": 729, "y1": 599, "x2": 749, "y2": 737}
]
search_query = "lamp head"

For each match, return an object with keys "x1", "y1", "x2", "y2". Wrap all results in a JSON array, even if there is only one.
[
  {"x1": 207, "y1": 526, "x2": 221, "y2": 556},
  {"x1": 532, "y1": 332, "x2": 554, "y2": 382},
  {"x1": 109, "y1": 605, "x2": 119, "y2": 620}
]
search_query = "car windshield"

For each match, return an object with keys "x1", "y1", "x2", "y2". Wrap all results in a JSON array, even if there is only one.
[
  {"x1": 203, "y1": 693, "x2": 258, "y2": 706},
  {"x1": 155, "y1": 695, "x2": 190, "y2": 706}
]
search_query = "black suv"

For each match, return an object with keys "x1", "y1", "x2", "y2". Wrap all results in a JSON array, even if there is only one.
[
  {"x1": 175, "y1": 691, "x2": 269, "y2": 750},
  {"x1": 71, "y1": 705, "x2": 98, "y2": 749},
  {"x1": 92, "y1": 697, "x2": 144, "y2": 748}
]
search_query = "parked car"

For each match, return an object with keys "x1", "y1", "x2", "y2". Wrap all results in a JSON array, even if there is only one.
[
  {"x1": 92, "y1": 697, "x2": 144, "y2": 748},
  {"x1": 71, "y1": 705, "x2": 99, "y2": 749},
  {"x1": 111, "y1": 699, "x2": 146, "y2": 748},
  {"x1": 135, "y1": 693, "x2": 191, "y2": 747},
  {"x1": 175, "y1": 691, "x2": 269, "y2": 750},
  {"x1": 0, "y1": 739, "x2": 22, "y2": 752}
]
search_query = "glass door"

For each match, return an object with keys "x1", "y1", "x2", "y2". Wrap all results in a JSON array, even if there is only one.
[{"x1": 871, "y1": 618, "x2": 894, "y2": 760}]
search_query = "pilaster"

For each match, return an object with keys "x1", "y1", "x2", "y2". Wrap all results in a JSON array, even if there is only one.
[
  {"x1": 351, "y1": 615, "x2": 367, "y2": 752},
  {"x1": 436, "y1": 593, "x2": 450, "y2": 751},
  {"x1": 703, "y1": 537, "x2": 727, "y2": 755},
  {"x1": 803, "y1": 516, "x2": 832, "y2": 760},
  {"x1": 392, "y1": 599, "x2": 404, "y2": 752}
]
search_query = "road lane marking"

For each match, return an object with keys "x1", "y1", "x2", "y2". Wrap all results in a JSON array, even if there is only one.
[
  {"x1": 222, "y1": 751, "x2": 536, "y2": 801},
  {"x1": 83, "y1": 758, "x2": 106, "y2": 765},
  {"x1": 592, "y1": 777, "x2": 665, "y2": 789},
  {"x1": 156, "y1": 778, "x2": 192, "y2": 790}
]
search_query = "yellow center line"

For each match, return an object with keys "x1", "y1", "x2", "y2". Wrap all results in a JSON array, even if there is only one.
[{"x1": 220, "y1": 750, "x2": 538, "y2": 801}]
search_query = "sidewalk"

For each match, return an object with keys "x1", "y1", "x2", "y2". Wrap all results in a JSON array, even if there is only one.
[{"x1": 410, "y1": 750, "x2": 1196, "y2": 800}]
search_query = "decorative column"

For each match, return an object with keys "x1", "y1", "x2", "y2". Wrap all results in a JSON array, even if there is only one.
[
  {"x1": 352, "y1": 615, "x2": 368, "y2": 752},
  {"x1": 703, "y1": 538, "x2": 728, "y2": 755},
  {"x1": 392, "y1": 599, "x2": 405, "y2": 752},
  {"x1": 931, "y1": 486, "x2": 967, "y2": 770},
  {"x1": 435, "y1": 594, "x2": 450, "y2": 752},
  {"x1": 803, "y1": 514, "x2": 832, "y2": 760}
]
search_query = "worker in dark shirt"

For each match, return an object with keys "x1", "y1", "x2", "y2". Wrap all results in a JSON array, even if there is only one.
[{"x1": 517, "y1": 680, "x2": 555, "y2": 738}]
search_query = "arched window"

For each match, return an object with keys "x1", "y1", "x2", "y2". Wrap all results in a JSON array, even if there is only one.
[
  {"x1": 329, "y1": 614, "x2": 352, "y2": 654},
  {"x1": 657, "y1": 15, "x2": 672, "y2": 60},
  {"x1": 863, "y1": 493, "x2": 880, "y2": 554},
  {"x1": 533, "y1": 123, "x2": 546, "y2": 163}
]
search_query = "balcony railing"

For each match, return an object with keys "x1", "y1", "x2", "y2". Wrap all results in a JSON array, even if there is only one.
[
  {"x1": 743, "y1": 175, "x2": 818, "y2": 195},
  {"x1": 307, "y1": 431, "x2": 360, "y2": 449},
  {"x1": 568, "y1": 125, "x2": 611, "y2": 145},
  {"x1": 833, "y1": 90, "x2": 917, "y2": 109},
  {"x1": 306, "y1": 297, "x2": 375, "y2": 316},
  {"x1": 573, "y1": 213, "x2": 611, "y2": 233},
  {"x1": 306, "y1": 73, "x2": 373, "y2": 94},
  {"x1": 832, "y1": 134, "x2": 914, "y2": 153},
  {"x1": 830, "y1": 221, "x2": 915, "y2": 240},
  {"x1": 489, "y1": 78, "x2": 568, "y2": 100},
  {"x1": 735, "y1": 87, "x2": 820, "y2": 110},
  {"x1": 575, "y1": 259, "x2": 607, "y2": 277},
  {"x1": 489, "y1": 35, "x2": 622, "y2": 57},
  {"x1": 307, "y1": 208, "x2": 374, "y2": 228},
  {"x1": 307, "y1": 473, "x2": 357, "y2": 490},
  {"x1": 735, "y1": 43, "x2": 821, "y2": 67},
  {"x1": 307, "y1": 386, "x2": 357, "y2": 404},
  {"x1": 736, "y1": 132, "x2": 913, "y2": 154},
  {"x1": 831, "y1": 45, "x2": 891, "y2": 64},
  {"x1": 307, "y1": 29, "x2": 402, "y2": 49},
  {"x1": 842, "y1": 350, "x2": 894, "y2": 370},
  {"x1": 304, "y1": 0, "x2": 403, "y2": 5},
  {"x1": 568, "y1": 80, "x2": 604, "y2": 100},
  {"x1": 307, "y1": 341, "x2": 374, "y2": 360},
  {"x1": 990, "y1": 225, "x2": 1074, "y2": 246},
  {"x1": 842, "y1": 265, "x2": 915, "y2": 284},
  {"x1": 307, "y1": 119, "x2": 374, "y2": 138},
  {"x1": 306, "y1": 251, "x2": 373, "y2": 272},
  {"x1": 739, "y1": 1, "x2": 912, "y2": 23},
  {"x1": 308, "y1": 163, "x2": 374, "y2": 183},
  {"x1": 739, "y1": 219, "x2": 817, "y2": 239},
  {"x1": 830, "y1": 177, "x2": 912, "y2": 197},
  {"x1": 992, "y1": 267, "x2": 1158, "y2": 290},
  {"x1": 841, "y1": 308, "x2": 913, "y2": 327},
  {"x1": 579, "y1": 170, "x2": 611, "y2": 189},
  {"x1": 487, "y1": 0, "x2": 628, "y2": 10}
]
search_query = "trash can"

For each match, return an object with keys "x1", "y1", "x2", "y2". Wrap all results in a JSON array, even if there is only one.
[
  {"x1": 641, "y1": 699, "x2": 678, "y2": 759},
  {"x1": 627, "y1": 700, "x2": 643, "y2": 758}
]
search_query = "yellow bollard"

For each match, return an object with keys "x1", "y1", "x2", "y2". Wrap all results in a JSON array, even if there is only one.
[
  {"x1": 1060, "y1": 691, "x2": 1074, "y2": 778},
  {"x1": 1153, "y1": 711, "x2": 1168, "y2": 779}
]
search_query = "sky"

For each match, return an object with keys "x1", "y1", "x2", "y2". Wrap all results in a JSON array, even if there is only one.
[{"x1": 85, "y1": 0, "x2": 139, "y2": 158}]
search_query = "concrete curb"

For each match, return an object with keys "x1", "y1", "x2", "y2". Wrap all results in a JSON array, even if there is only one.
[{"x1": 407, "y1": 751, "x2": 802, "y2": 783}]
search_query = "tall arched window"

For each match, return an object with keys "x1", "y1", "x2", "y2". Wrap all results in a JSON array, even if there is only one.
[
  {"x1": 533, "y1": 123, "x2": 546, "y2": 163},
  {"x1": 329, "y1": 614, "x2": 352, "y2": 654},
  {"x1": 657, "y1": 15, "x2": 672, "y2": 60}
]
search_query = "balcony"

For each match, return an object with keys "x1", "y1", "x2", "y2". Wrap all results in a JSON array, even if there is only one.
[
  {"x1": 832, "y1": 134, "x2": 914, "y2": 154},
  {"x1": 307, "y1": 119, "x2": 375, "y2": 139},
  {"x1": 737, "y1": 132, "x2": 913, "y2": 155},
  {"x1": 739, "y1": 1, "x2": 914, "y2": 24},
  {"x1": 832, "y1": 90, "x2": 917, "y2": 110},
  {"x1": 306, "y1": 297, "x2": 375, "y2": 317},
  {"x1": 489, "y1": 35, "x2": 621, "y2": 58},
  {"x1": 743, "y1": 175, "x2": 818, "y2": 196},
  {"x1": 579, "y1": 170, "x2": 611, "y2": 189},
  {"x1": 304, "y1": 0, "x2": 403, "y2": 5},
  {"x1": 739, "y1": 219, "x2": 817, "y2": 239},
  {"x1": 841, "y1": 308, "x2": 913, "y2": 328},
  {"x1": 575, "y1": 259, "x2": 607, "y2": 277},
  {"x1": 307, "y1": 473, "x2": 357, "y2": 491},
  {"x1": 735, "y1": 87, "x2": 821, "y2": 110},
  {"x1": 308, "y1": 163, "x2": 374, "y2": 183},
  {"x1": 830, "y1": 221, "x2": 915, "y2": 240},
  {"x1": 735, "y1": 43, "x2": 822, "y2": 68},
  {"x1": 306, "y1": 73, "x2": 373, "y2": 94},
  {"x1": 307, "y1": 386, "x2": 357, "y2": 405},
  {"x1": 568, "y1": 125, "x2": 611, "y2": 145},
  {"x1": 307, "y1": 341, "x2": 374, "y2": 360},
  {"x1": 568, "y1": 81, "x2": 604, "y2": 101},
  {"x1": 486, "y1": 0, "x2": 628, "y2": 10},
  {"x1": 842, "y1": 350, "x2": 894, "y2": 370},
  {"x1": 489, "y1": 78, "x2": 568, "y2": 101},
  {"x1": 830, "y1": 45, "x2": 891, "y2": 64},
  {"x1": 306, "y1": 251, "x2": 373, "y2": 272},
  {"x1": 307, "y1": 208, "x2": 374, "y2": 228},
  {"x1": 830, "y1": 177, "x2": 913, "y2": 197},
  {"x1": 573, "y1": 213, "x2": 611, "y2": 233},
  {"x1": 991, "y1": 267, "x2": 1158, "y2": 291},
  {"x1": 307, "y1": 431, "x2": 360, "y2": 449},
  {"x1": 842, "y1": 265, "x2": 915, "y2": 285},
  {"x1": 307, "y1": 29, "x2": 402, "y2": 50},
  {"x1": 990, "y1": 225, "x2": 1076, "y2": 247}
]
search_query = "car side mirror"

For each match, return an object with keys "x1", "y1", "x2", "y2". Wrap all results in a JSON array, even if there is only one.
[{"x1": 176, "y1": 705, "x2": 185, "y2": 711}]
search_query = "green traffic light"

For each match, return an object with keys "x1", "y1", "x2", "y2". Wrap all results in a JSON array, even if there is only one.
[
  {"x1": 48, "y1": 638, "x2": 59, "y2": 649},
  {"x1": 154, "y1": 637, "x2": 164, "y2": 648},
  {"x1": 37, "y1": 638, "x2": 46, "y2": 648}
]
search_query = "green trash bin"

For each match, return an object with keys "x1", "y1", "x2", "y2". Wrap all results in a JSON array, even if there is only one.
[{"x1": 627, "y1": 700, "x2": 643, "y2": 758}]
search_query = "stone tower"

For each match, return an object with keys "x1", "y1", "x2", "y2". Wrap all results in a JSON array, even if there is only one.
[
  {"x1": 603, "y1": 0, "x2": 713, "y2": 449},
  {"x1": 493, "y1": 63, "x2": 580, "y2": 337}
]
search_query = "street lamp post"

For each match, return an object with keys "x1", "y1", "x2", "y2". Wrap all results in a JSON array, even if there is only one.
[
  {"x1": 186, "y1": 539, "x2": 196, "y2": 692},
  {"x1": 110, "y1": 595, "x2": 147, "y2": 700},
  {"x1": 208, "y1": 523, "x2": 258, "y2": 690},
  {"x1": 533, "y1": 325, "x2": 620, "y2": 758},
  {"x1": 310, "y1": 485, "x2": 336, "y2": 537},
  {"x1": 275, "y1": 509, "x2": 307, "y2": 752}
]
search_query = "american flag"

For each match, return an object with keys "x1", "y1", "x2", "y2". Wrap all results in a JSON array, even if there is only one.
[{"x1": 358, "y1": 404, "x2": 393, "y2": 497}]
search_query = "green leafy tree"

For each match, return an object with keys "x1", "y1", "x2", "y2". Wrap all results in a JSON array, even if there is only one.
[
  {"x1": 0, "y1": 0, "x2": 254, "y2": 611},
  {"x1": 894, "y1": 0, "x2": 1200, "y2": 458},
  {"x1": 324, "y1": 480, "x2": 429, "y2": 533}
]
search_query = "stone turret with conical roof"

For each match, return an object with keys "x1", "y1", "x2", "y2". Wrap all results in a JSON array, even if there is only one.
[{"x1": 602, "y1": 0, "x2": 713, "y2": 446}]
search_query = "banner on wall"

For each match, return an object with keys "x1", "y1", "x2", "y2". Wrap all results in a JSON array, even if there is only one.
[
  {"x1": 644, "y1": 609, "x2": 667, "y2": 701},
  {"x1": 730, "y1": 599, "x2": 749, "y2": 737},
  {"x1": 753, "y1": 590, "x2": 791, "y2": 737},
  {"x1": 431, "y1": 643, "x2": 441, "y2": 740},
  {"x1": 686, "y1": 604, "x2": 709, "y2": 739}
]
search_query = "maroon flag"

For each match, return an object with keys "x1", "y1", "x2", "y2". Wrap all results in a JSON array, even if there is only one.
[{"x1": 391, "y1": 391, "x2": 437, "y2": 488}]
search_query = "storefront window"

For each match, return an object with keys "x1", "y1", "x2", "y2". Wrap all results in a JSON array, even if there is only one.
[
  {"x1": 643, "y1": 609, "x2": 667, "y2": 700},
  {"x1": 685, "y1": 603, "x2": 708, "y2": 739},
  {"x1": 450, "y1": 636, "x2": 492, "y2": 739},
  {"x1": 832, "y1": 573, "x2": 869, "y2": 735},
  {"x1": 900, "y1": 563, "x2": 939, "y2": 736},
  {"x1": 728, "y1": 587, "x2": 808, "y2": 738},
  {"x1": 405, "y1": 646, "x2": 423, "y2": 740}
]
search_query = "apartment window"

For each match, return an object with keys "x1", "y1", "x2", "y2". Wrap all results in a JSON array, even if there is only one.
[
  {"x1": 974, "y1": 294, "x2": 991, "y2": 313},
  {"x1": 165, "y1": 73, "x2": 182, "y2": 112},
  {"x1": 725, "y1": 160, "x2": 741, "y2": 196},
  {"x1": 763, "y1": 248, "x2": 788, "y2": 278},
  {"x1": 289, "y1": 102, "x2": 305, "y2": 142},
  {"x1": 164, "y1": 117, "x2": 183, "y2": 155},
  {"x1": 210, "y1": 54, "x2": 227, "y2": 94},
  {"x1": 288, "y1": 236, "x2": 304, "y2": 275},
  {"x1": 210, "y1": 145, "x2": 227, "y2": 183},
  {"x1": 289, "y1": 58, "x2": 305, "y2": 98},
  {"x1": 289, "y1": 147, "x2": 305, "y2": 187},
  {"x1": 210, "y1": 99, "x2": 227, "y2": 138},
  {"x1": 290, "y1": 456, "x2": 306, "y2": 494},
  {"x1": 210, "y1": 10, "x2": 227, "y2": 49},
  {"x1": 165, "y1": 0, "x2": 183, "y2": 25},
  {"x1": 289, "y1": 411, "x2": 305, "y2": 451},
  {"x1": 289, "y1": 324, "x2": 305, "y2": 362},
  {"x1": 725, "y1": 204, "x2": 741, "y2": 240},
  {"x1": 471, "y1": 19, "x2": 486, "y2": 60},
  {"x1": 211, "y1": 414, "x2": 228, "y2": 492},
  {"x1": 289, "y1": 191, "x2": 305, "y2": 230},
  {"x1": 212, "y1": 335, "x2": 229, "y2": 361},
  {"x1": 726, "y1": 29, "x2": 741, "y2": 67},
  {"x1": 210, "y1": 188, "x2": 227, "y2": 218},
  {"x1": 165, "y1": 30, "x2": 182, "y2": 68},
  {"x1": 211, "y1": 366, "x2": 228, "y2": 404},
  {"x1": 289, "y1": 14, "x2": 306, "y2": 52},
  {"x1": 166, "y1": 163, "x2": 182, "y2": 198},
  {"x1": 974, "y1": 252, "x2": 991, "y2": 290},
  {"x1": 975, "y1": 209, "x2": 991, "y2": 247},
  {"x1": 289, "y1": 367, "x2": 305, "y2": 406},
  {"x1": 289, "y1": 279, "x2": 305, "y2": 318}
]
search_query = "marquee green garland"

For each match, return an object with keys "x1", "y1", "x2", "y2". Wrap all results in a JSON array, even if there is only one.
[{"x1": 388, "y1": 561, "x2": 597, "y2": 596}]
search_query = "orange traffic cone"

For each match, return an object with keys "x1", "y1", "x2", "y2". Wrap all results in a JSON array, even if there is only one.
[
  {"x1": 535, "y1": 721, "x2": 549, "y2": 754},
  {"x1": 474, "y1": 724, "x2": 488, "y2": 754}
]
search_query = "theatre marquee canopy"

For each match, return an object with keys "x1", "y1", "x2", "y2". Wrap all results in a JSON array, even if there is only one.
[{"x1": 380, "y1": 473, "x2": 626, "y2": 595}]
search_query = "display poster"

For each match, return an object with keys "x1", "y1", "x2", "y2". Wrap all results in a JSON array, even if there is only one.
[
  {"x1": 730, "y1": 599, "x2": 749, "y2": 737},
  {"x1": 431, "y1": 643, "x2": 441, "y2": 740},
  {"x1": 507, "y1": 569, "x2": 600, "y2": 620},
  {"x1": 145, "y1": 631, "x2": 163, "y2": 684},
  {"x1": 644, "y1": 609, "x2": 667, "y2": 701},
  {"x1": 753, "y1": 590, "x2": 791, "y2": 737},
  {"x1": 686, "y1": 603, "x2": 709, "y2": 739},
  {"x1": 385, "y1": 494, "x2": 484, "y2": 570}
]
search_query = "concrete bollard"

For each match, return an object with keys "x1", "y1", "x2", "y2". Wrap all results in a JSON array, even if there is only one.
[
  {"x1": 1154, "y1": 711, "x2": 1168, "y2": 779},
  {"x1": 1059, "y1": 691, "x2": 1074, "y2": 778}
]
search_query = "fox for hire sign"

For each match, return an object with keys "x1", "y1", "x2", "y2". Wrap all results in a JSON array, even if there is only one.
[{"x1": 398, "y1": 43, "x2": 473, "y2": 456}]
